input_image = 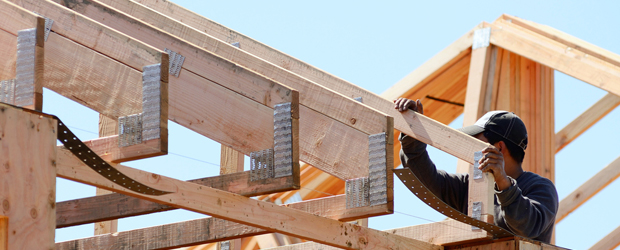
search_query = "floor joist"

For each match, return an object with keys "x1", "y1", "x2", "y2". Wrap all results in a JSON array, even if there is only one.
[{"x1": 56, "y1": 148, "x2": 438, "y2": 250}]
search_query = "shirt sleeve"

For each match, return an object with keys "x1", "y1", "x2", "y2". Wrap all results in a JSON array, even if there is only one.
[
  {"x1": 494, "y1": 176, "x2": 559, "y2": 239},
  {"x1": 399, "y1": 132, "x2": 469, "y2": 213}
]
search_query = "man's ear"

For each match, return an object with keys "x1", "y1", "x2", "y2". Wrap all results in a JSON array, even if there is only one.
[{"x1": 496, "y1": 141, "x2": 507, "y2": 154}]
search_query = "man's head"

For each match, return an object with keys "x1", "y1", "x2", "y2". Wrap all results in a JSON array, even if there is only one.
[{"x1": 459, "y1": 111, "x2": 528, "y2": 163}]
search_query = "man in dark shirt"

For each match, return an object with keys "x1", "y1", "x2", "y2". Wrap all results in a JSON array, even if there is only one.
[{"x1": 394, "y1": 98, "x2": 558, "y2": 243}]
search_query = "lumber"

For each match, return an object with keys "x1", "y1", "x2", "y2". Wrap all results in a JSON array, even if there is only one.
[
  {"x1": 500, "y1": 14, "x2": 620, "y2": 69},
  {"x1": 53, "y1": 0, "x2": 389, "y2": 135},
  {"x1": 462, "y1": 41, "x2": 496, "y2": 224},
  {"x1": 556, "y1": 156, "x2": 620, "y2": 223},
  {"x1": 489, "y1": 20, "x2": 620, "y2": 97},
  {"x1": 0, "y1": 104, "x2": 57, "y2": 250},
  {"x1": 56, "y1": 170, "x2": 298, "y2": 228},
  {"x1": 555, "y1": 92, "x2": 620, "y2": 152},
  {"x1": 94, "y1": 115, "x2": 118, "y2": 235},
  {"x1": 56, "y1": 149, "x2": 438, "y2": 250},
  {"x1": 63, "y1": 0, "x2": 480, "y2": 174},
  {"x1": 589, "y1": 225, "x2": 620, "y2": 250},
  {"x1": 0, "y1": 217, "x2": 5, "y2": 250},
  {"x1": 219, "y1": 145, "x2": 244, "y2": 250},
  {"x1": 55, "y1": 195, "x2": 436, "y2": 250}
]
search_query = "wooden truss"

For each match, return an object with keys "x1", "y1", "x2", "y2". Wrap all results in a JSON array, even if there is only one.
[{"x1": 0, "y1": 0, "x2": 617, "y2": 249}]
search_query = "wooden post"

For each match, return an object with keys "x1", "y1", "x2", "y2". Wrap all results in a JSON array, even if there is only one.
[
  {"x1": 0, "y1": 104, "x2": 57, "y2": 249},
  {"x1": 218, "y1": 144, "x2": 244, "y2": 250},
  {"x1": 94, "y1": 114, "x2": 118, "y2": 235},
  {"x1": 0, "y1": 216, "x2": 7, "y2": 250}
]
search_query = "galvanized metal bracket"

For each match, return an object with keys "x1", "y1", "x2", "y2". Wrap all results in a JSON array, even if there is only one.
[
  {"x1": 0, "y1": 79, "x2": 16, "y2": 105},
  {"x1": 368, "y1": 132, "x2": 388, "y2": 206},
  {"x1": 231, "y1": 42, "x2": 241, "y2": 48},
  {"x1": 250, "y1": 148, "x2": 274, "y2": 181},
  {"x1": 472, "y1": 27, "x2": 491, "y2": 50},
  {"x1": 473, "y1": 151, "x2": 483, "y2": 179},
  {"x1": 164, "y1": 48, "x2": 185, "y2": 77},
  {"x1": 220, "y1": 241, "x2": 230, "y2": 250},
  {"x1": 15, "y1": 28, "x2": 36, "y2": 108},
  {"x1": 346, "y1": 177, "x2": 369, "y2": 208},
  {"x1": 354, "y1": 97, "x2": 363, "y2": 103},
  {"x1": 33, "y1": 12, "x2": 53, "y2": 42},
  {"x1": 118, "y1": 63, "x2": 163, "y2": 147},
  {"x1": 273, "y1": 102, "x2": 294, "y2": 178},
  {"x1": 471, "y1": 201, "x2": 482, "y2": 230}
]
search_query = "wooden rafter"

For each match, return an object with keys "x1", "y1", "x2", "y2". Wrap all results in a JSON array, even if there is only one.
[
  {"x1": 589, "y1": 225, "x2": 620, "y2": 250},
  {"x1": 555, "y1": 93, "x2": 620, "y2": 152},
  {"x1": 55, "y1": 148, "x2": 439, "y2": 250}
]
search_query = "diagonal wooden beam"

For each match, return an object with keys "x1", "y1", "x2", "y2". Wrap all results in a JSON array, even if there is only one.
[
  {"x1": 67, "y1": 0, "x2": 486, "y2": 167},
  {"x1": 589, "y1": 225, "x2": 620, "y2": 250},
  {"x1": 56, "y1": 148, "x2": 439, "y2": 250},
  {"x1": 555, "y1": 93, "x2": 620, "y2": 152},
  {"x1": 489, "y1": 20, "x2": 620, "y2": 97},
  {"x1": 56, "y1": 171, "x2": 298, "y2": 228},
  {"x1": 556, "y1": 156, "x2": 620, "y2": 223}
]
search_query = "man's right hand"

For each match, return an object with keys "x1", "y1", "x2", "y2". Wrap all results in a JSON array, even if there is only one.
[{"x1": 394, "y1": 98, "x2": 424, "y2": 115}]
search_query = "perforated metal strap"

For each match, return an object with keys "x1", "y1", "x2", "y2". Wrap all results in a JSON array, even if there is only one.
[
  {"x1": 6, "y1": 103, "x2": 171, "y2": 196},
  {"x1": 394, "y1": 168, "x2": 513, "y2": 239},
  {"x1": 15, "y1": 29, "x2": 36, "y2": 107}
]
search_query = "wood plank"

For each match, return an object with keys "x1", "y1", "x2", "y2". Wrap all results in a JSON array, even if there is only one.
[
  {"x1": 0, "y1": 104, "x2": 57, "y2": 250},
  {"x1": 56, "y1": 149, "x2": 438, "y2": 250},
  {"x1": 0, "y1": 216, "x2": 7, "y2": 250},
  {"x1": 53, "y1": 0, "x2": 389, "y2": 136},
  {"x1": 488, "y1": 20, "x2": 620, "y2": 97},
  {"x1": 555, "y1": 156, "x2": 620, "y2": 223},
  {"x1": 56, "y1": 170, "x2": 298, "y2": 228},
  {"x1": 499, "y1": 14, "x2": 620, "y2": 69},
  {"x1": 588, "y1": 225, "x2": 620, "y2": 250},
  {"x1": 555, "y1": 93, "x2": 620, "y2": 152},
  {"x1": 219, "y1": 145, "x2": 244, "y2": 250},
  {"x1": 94, "y1": 115, "x2": 118, "y2": 235}
]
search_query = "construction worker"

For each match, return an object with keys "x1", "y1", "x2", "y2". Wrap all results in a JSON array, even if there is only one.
[{"x1": 394, "y1": 98, "x2": 558, "y2": 243}]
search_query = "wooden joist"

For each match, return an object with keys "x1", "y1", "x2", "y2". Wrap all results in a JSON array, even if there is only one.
[
  {"x1": 56, "y1": 170, "x2": 298, "y2": 228},
  {"x1": 78, "y1": 0, "x2": 484, "y2": 168},
  {"x1": 489, "y1": 19, "x2": 620, "y2": 97},
  {"x1": 589, "y1": 225, "x2": 620, "y2": 250},
  {"x1": 555, "y1": 93, "x2": 620, "y2": 152},
  {"x1": 556, "y1": 156, "x2": 620, "y2": 223},
  {"x1": 56, "y1": 148, "x2": 439, "y2": 250}
]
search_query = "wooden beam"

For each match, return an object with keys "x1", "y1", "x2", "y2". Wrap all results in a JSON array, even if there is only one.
[
  {"x1": 56, "y1": 170, "x2": 298, "y2": 228},
  {"x1": 0, "y1": 104, "x2": 57, "y2": 250},
  {"x1": 556, "y1": 156, "x2": 620, "y2": 223},
  {"x1": 94, "y1": 115, "x2": 118, "y2": 235},
  {"x1": 555, "y1": 93, "x2": 620, "y2": 152},
  {"x1": 219, "y1": 145, "x2": 245, "y2": 250},
  {"x1": 56, "y1": 149, "x2": 438, "y2": 250},
  {"x1": 589, "y1": 225, "x2": 620, "y2": 250},
  {"x1": 499, "y1": 14, "x2": 620, "y2": 69},
  {"x1": 0, "y1": 216, "x2": 7, "y2": 250},
  {"x1": 489, "y1": 20, "x2": 620, "y2": 97},
  {"x1": 461, "y1": 41, "x2": 496, "y2": 225}
]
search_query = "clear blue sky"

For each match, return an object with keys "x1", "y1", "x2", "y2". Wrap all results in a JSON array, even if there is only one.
[{"x1": 53, "y1": 1, "x2": 620, "y2": 249}]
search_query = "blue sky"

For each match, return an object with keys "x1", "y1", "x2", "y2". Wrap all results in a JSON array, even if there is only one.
[{"x1": 53, "y1": 1, "x2": 620, "y2": 249}]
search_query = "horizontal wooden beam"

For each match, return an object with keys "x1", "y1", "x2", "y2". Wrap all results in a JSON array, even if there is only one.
[
  {"x1": 56, "y1": 171, "x2": 298, "y2": 228},
  {"x1": 555, "y1": 92, "x2": 620, "y2": 152},
  {"x1": 556, "y1": 156, "x2": 620, "y2": 223},
  {"x1": 489, "y1": 19, "x2": 620, "y2": 97},
  {"x1": 56, "y1": 194, "x2": 391, "y2": 249},
  {"x1": 56, "y1": 149, "x2": 438, "y2": 250}
]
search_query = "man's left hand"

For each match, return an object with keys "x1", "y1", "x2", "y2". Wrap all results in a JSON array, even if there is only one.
[{"x1": 479, "y1": 146, "x2": 512, "y2": 191}]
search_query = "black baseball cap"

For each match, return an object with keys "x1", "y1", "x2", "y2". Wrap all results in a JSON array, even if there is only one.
[{"x1": 458, "y1": 111, "x2": 528, "y2": 151}]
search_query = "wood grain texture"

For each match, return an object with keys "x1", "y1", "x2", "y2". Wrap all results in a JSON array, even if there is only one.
[
  {"x1": 556, "y1": 156, "x2": 620, "y2": 223},
  {"x1": 0, "y1": 104, "x2": 57, "y2": 250},
  {"x1": 219, "y1": 145, "x2": 244, "y2": 250},
  {"x1": 56, "y1": 170, "x2": 298, "y2": 228},
  {"x1": 555, "y1": 93, "x2": 620, "y2": 152},
  {"x1": 489, "y1": 20, "x2": 620, "y2": 97},
  {"x1": 94, "y1": 115, "x2": 118, "y2": 235},
  {"x1": 56, "y1": 149, "x2": 439, "y2": 250},
  {"x1": 0, "y1": 216, "x2": 7, "y2": 250}
]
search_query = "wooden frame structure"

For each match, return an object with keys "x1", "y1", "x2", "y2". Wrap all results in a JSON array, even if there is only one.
[{"x1": 0, "y1": 0, "x2": 617, "y2": 249}]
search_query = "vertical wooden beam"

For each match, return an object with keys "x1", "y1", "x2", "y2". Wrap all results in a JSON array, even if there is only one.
[
  {"x1": 460, "y1": 28, "x2": 497, "y2": 227},
  {"x1": 0, "y1": 216, "x2": 7, "y2": 250},
  {"x1": 94, "y1": 114, "x2": 118, "y2": 235},
  {"x1": 218, "y1": 144, "x2": 244, "y2": 250},
  {"x1": 0, "y1": 104, "x2": 57, "y2": 249}
]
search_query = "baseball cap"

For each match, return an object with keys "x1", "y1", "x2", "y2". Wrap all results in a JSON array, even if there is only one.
[{"x1": 458, "y1": 111, "x2": 528, "y2": 151}]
